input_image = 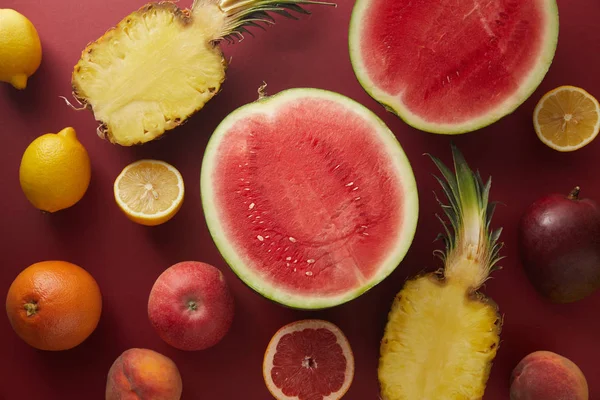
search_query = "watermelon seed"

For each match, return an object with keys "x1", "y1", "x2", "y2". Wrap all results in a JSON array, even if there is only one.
[
  {"x1": 305, "y1": 271, "x2": 313, "y2": 276},
  {"x1": 257, "y1": 235, "x2": 265, "y2": 241},
  {"x1": 249, "y1": 202, "x2": 255, "y2": 209},
  {"x1": 286, "y1": 257, "x2": 292, "y2": 261},
  {"x1": 345, "y1": 181, "x2": 354, "y2": 187},
  {"x1": 307, "y1": 259, "x2": 315, "y2": 264},
  {"x1": 289, "y1": 237, "x2": 297, "y2": 243},
  {"x1": 352, "y1": 186, "x2": 359, "y2": 191}
]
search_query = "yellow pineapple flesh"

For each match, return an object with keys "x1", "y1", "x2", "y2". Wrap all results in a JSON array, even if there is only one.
[
  {"x1": 379, "y1": 146, "x2": 504, "y2": 400},
  {"x1": 71, "y1": 0, "x2": 331, "y2": 146},
  {"x1": 73, "y1": 3, "x2": 226, "y2": 146}
]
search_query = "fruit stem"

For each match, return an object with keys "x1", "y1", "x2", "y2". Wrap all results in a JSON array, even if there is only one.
[
  {"x1": 568, "y1": 186, "x2": 581, "y2": 200},
  {"x1": 24, "y1": 302, "x2": 38, "y2": 317},
  {"x1": 258, "y1": 82, "x2": 268, "y2": 100},
  {"x1": 188, "y1": 300, "x2": 198, "y2": 311}
]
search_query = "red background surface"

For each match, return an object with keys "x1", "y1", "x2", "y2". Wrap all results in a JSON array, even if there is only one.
[{"x1": 0, "y1": 0, "x2": 599, "y2": 399}]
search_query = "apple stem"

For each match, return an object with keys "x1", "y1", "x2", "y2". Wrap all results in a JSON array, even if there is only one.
[
  {"x1": 568, "y1": 186, "x2": 581, "y2": 200},
  {"x1": 187, "y1": 300, "x2": 198, "y2": 311}
]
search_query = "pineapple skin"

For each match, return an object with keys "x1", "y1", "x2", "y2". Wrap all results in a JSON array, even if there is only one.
[
  {"x1": 378, "y1": 274, "x2": 501, "y2": 400},
  {"x1": 72, "y1": 2, "x2": 227, "y2": 146}
]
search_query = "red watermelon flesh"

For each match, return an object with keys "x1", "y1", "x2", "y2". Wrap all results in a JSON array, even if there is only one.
[
  {"x1": 201, "y1": 89, "x2": 418, "y2": 309},
  {"x1": 350, "y1": 0, "x2": 559, "y2": 133}
]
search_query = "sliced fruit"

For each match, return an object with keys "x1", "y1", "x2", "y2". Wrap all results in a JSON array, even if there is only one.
[
  {"x1": 71, "y1": 0, "x2": 331, "y2": 146},
  {"x1": 378, "y1": 145, "x2": 503, "y2": 399},
  {"x1": 533, "y1": 86, "x2": 600, "y2": 151},
  {"x1": 201, "y1": 88, "x2": 419, "y2": 309},
  {"x1": 349, "y1": 0, "x2": 560, "y2": 134},
  {"x1": 263, "y1": 319, "x2": 354, "y2": 400},
  {"x1": 19, "y1": 127, "x2": 91, "y2": 213},
  {"x1": 114, "y1": 159, "x2": 184, "y2": 226}
]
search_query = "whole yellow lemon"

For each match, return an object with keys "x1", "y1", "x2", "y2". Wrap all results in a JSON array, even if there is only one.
[
  {"x1": 0, "y1": 9, "x2": 42, "y2": 89},
  {"x1": 19, "y1": 127, "x2": 91, "y2": 213}
]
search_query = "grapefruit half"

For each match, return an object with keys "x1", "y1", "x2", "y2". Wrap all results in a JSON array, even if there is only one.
[
  {"x1": 262, "y1": 319, "x2": 354, "y2": 400},
  {"x1": 349, "y1": 0, "x2": 560, "y2": 134},
  {"x1": 201, "y1": 88, "x2": 418, "y2": 309}
]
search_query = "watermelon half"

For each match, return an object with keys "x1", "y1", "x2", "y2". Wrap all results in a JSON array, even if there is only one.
[
  {"x1": 349, "y1": 0, "x2": 560, "y2": 134},
  {"x1": 200, "y1": 88, "x2": 418, "y2": 309}
]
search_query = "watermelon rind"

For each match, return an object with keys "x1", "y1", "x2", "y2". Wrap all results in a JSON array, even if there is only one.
[
  {"x1": 200, "y1": 88, "x2": 419, "y2": 309},
  {"x1": 348, "y1": 0, "x2": 560, "y2": 135}
]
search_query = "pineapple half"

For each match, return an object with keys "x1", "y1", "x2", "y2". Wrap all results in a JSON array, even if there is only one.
[
  {"x1": 379, "y1": 145, "x2": 504, "y2": 400},
  {"x1": 71, "y1": 0, "x2": 331, "y2": 146}
]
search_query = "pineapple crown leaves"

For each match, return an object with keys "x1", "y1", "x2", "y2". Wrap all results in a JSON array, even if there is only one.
[
  {"x1": 427, "y1": 144, "x2": 504, "y2": 284},
  {"x1": 195, "y1": 0, "x2": 336, "y2": 42}
]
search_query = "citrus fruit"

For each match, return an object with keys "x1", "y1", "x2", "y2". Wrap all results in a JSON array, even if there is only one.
[
  {"x1": 5, "y1": 260, "x2": 102, "y2": 351},
  {"x1": 0, "y1": 9, "x2": 42, "y2": 89},
  {"x1": 263, "y1": 319, "x2": 354, "y2": 400},
  {"x1": 114, "y1": 159, "x2": 184, "y2": 226},
  {"x1": 534, "y1": 85, "x2": 600, "y2": 152},
  {"x1": 19, "y1": 127, "x2": 92, "y2": 213}
]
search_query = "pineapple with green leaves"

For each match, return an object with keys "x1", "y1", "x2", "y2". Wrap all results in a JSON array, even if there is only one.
[
  {"x1": 379, "y1": 145, "x2": 504, "y2": 400},
  {"x1": 71, "y1": 0, "x2": 331, "y2": 146}
]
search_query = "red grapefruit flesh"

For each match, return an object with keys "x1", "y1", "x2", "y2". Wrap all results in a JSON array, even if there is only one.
[
  {"x1": 201, "y1": 88, "x2": 418, "y2": 309},
  {"x1": 349, "y1": 0, "x2": 559, "y2": 134},
  {"x1": 263, "y1": 319, "x2": 354, "y2": 400}
]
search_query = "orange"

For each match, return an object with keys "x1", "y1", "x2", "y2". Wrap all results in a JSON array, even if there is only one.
[
  {"x1": 533, "y1": 85, "x2": 600, "y2": 152},
  {"x1": 5, "y1": 261, "x2": 102, "y2": 351}
]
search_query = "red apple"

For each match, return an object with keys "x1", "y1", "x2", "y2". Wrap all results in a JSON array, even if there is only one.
[
  {"x1": 148, "y1": 261, "x2": 234, "y2": 351},
  {"x1": 518, "y1": 187, "x2": 600, "y2": 303}
]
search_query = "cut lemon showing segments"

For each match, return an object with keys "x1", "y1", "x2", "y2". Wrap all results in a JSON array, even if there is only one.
[
  {"x1": 114, "y1": 160, "x2": 184, "y2": 226},
  {"x1": 534, "y1": 85, "x2": 600, "y2": 152}
]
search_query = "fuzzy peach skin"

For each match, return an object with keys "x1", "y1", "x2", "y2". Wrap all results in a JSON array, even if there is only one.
[
  {"x1": 106, "y1": 348, "x2": 182, "y2": 400},
  {"x1": 510, "y1": 351, "x2": 589, "y2": 400}
]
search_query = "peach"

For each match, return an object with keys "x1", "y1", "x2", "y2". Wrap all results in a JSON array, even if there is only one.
[
  {"x1": 106, "y1": 348, "x2": 182, "y2": 400},
  {"x1": 148, "y1": 261, "x2": 234, "y2": 351},
  {"x1": 510, "y1": 351, "x2": 588, "y2": 400}
]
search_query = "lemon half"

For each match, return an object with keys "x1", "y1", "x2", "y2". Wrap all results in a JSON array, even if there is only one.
[
  {"x1": 114, "y1": 160, "x2": 184, "y2": 226},
  {"x1": 534, "y1": 86, "x2": 600, "y2": 152}
]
